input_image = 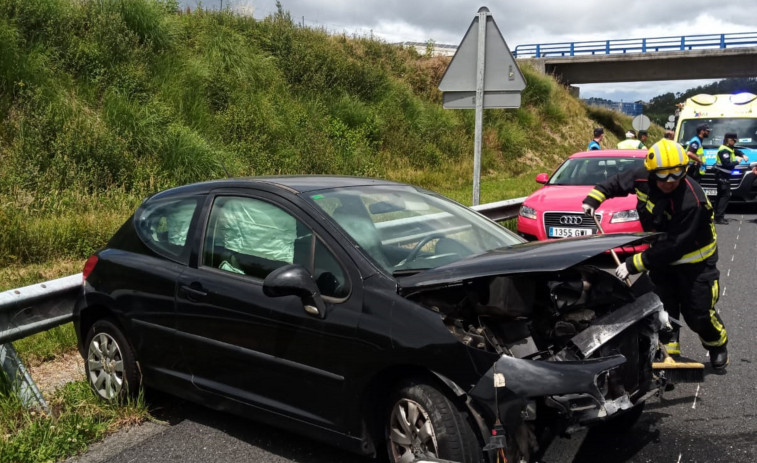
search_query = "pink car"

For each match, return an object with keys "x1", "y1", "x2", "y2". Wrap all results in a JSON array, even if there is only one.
[{"x1": 517, "y1": 150, "x2": 647, "y2": 252}]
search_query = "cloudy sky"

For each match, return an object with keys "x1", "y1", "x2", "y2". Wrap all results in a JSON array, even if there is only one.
[{"x1": 181, "y1": 0, "x2": 754, "y2": 102}]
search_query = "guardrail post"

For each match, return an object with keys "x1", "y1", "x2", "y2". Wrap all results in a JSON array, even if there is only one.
[
  {"x1": 570, "y1": 42, "x2": 574, "y2": 57},
  {"x1": 535, "y1": 44, "x2": 540, "y2": 58},
  {"x1": 642, "y1": 38, "x2": 646, "y2": 53},
  {"x1": 0, "y1": 342, "x2": 50, "y2": 413},
  {"x1": 680, "y1": 36, "x2": 685, "y2": 51},
  {"x1": 720, "y1": 34, "x2": 726, "y2": 48}
]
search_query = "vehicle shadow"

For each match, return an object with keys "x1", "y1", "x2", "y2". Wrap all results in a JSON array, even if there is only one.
[
  {"x1": 573, "y1": 411, "x2": 664, "y2": 462},
  {"x1": 145, "y1": 390, "x2": 372, "y2": 463}
]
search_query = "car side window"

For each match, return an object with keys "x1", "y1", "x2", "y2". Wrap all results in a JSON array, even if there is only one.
[
  {"x1": 203, "y1": 196, "x2": 300, "y2": 279},
  {"x1": 135, "y1": 197, "x2": 199, "y2": 261},
  {"x1": 313, "y1": 238, "x2": 348, "y2": 298},
  {"x1": 203, "y1": 196, "x2": 348, "y2": 296}
]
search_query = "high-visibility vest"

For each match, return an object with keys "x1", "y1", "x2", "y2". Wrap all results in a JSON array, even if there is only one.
[
  {"x1": 715, "y1": 144, "x2": 735, "y2": 175},
  {"x1": 617, "y1": 139, "x2": 641, "y2": 149},
  {"x1": 686, "y1": 135, "x2": 706, "y2": 175}
]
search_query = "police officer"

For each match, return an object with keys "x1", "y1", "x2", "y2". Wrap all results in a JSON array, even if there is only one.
[
  {"x1": 588, "y1": 128, "x2": 604, "y2": 151},
  {"x1": 713, "y1": 132, "x2": 749, "y2": 224},
  {"x1": 685, "y1": 123, "x2": 711, "y2": 183},
  {"x1": 582, "y1": 139, "x2": 729, "y2": 370}
]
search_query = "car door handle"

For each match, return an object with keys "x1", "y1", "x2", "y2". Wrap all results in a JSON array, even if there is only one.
[{"x1": 179, "y1": 284, "x2": 208, "y2": 301}]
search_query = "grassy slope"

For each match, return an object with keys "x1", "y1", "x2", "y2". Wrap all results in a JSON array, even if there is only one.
[{"x1": 0, "y1": 0, "x2": 660, "y2": 285}]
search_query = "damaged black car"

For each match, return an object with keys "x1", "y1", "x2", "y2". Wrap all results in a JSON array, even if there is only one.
[{"x1": 74, "y1": 176, "x2": 664, "y2": 463}]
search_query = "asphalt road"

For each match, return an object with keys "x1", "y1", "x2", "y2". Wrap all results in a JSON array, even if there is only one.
[{"x1": 65, "y1": 209, "x2": 757, "y2": 463}]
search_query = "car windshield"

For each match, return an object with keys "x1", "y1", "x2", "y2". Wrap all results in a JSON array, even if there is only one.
[
  {"x1": 678, "y1": 118, "x2": 757, "y2": 149},
  {"x1": 305, "y1": 185, "x2": 521, "y2": 275},
  {"x1": 548, "y1": 157, "x2": 644, "y2": 186}
]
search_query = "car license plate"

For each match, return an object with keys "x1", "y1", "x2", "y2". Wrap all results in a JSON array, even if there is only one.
[
  {"x1": 703, "y1": 188, "x2": 717, "y2": 196},
  {"x1": 549, "y1": 227, "x2": 593, "y2": 238}
]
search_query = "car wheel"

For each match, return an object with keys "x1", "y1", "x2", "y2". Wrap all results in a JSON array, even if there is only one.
[
  {"x1": 84, "y1": 319, "x2": 140, "y2": 401},
  {"x1": 386, "y1": 379, "x2": 480, "y2": 463}
]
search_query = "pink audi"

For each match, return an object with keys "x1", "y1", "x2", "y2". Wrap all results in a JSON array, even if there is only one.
[{"x1": 517, "y1": 150, "x2": 647, "y2": 251}]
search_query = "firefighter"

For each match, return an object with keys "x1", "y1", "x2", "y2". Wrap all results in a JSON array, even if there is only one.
[
  {"x1": 713, "y1": 132, "x2": 748, "y2": 224},
  {"x1": 582, "y1": 139, "x2": 729, "y2": 370},
  {"x1": 685, "y1": 123, "x2": 711, "y2": 183}
]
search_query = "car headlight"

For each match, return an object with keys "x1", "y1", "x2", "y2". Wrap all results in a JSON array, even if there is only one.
[
  {"x1": 519, "y1": 205, "x2": 537, "y2": 220},
  {"x1": 610, "y1": 209, "x2": 639, "y2": 223}
]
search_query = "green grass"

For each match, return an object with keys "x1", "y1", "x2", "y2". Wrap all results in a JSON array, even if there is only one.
[{"x1": 0, "y1": 381, "x2": 149, "y2": 463}]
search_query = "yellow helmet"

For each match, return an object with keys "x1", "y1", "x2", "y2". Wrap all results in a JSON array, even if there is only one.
[{"x1": 644, "y1": 139, "x2": 688, "y2": 181}]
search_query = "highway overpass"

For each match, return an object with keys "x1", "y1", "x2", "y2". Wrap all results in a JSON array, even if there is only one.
[
  {"x1": 524, "y1": 48, "x2": 757, "y2": 85},
  {"x1": 512, "y1": 32, "x2": 757, "y2": 85}
]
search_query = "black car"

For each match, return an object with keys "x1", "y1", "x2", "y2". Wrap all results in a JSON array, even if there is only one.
[{"x1": 75, "y1": 176, "x2": 663, "y2": 463}]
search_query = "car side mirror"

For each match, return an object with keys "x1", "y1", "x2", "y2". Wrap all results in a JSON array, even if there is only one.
[
  {"x1": 263, "y1": 264, "x2": 327, "y2": 319},
  {"x1": 535, "y1": 173, "x2": 549, "y2": 184}
]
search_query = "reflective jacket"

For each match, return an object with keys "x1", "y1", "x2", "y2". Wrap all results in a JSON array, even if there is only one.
[
  {"x1": 686, "y1": 136, "x2": 704, "y2": 155},
  {"x1": 617, "y1": 139, "x2": 644, "y2": 150},
  {"x1": 583, "y1": 166, "x2": 717, "y2": 274},
  {"x1": 715, "y1": 144, "x2": 742, "y2": 177},
  {"x1": 685, "y1": 135, "x2": 707, "y2": 175}
]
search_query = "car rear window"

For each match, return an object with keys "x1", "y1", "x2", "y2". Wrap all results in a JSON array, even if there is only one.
[
  {"x1": 549, "y1": 157, "x2": 644, "y2": 185},
  {"x1": 135, "y1": 197, "x2": 199, "y2": 261}
]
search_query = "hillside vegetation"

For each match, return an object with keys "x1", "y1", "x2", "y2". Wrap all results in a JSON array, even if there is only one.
[{"x1": 0, "y1": 0, "x2": 650, "y2": 281}]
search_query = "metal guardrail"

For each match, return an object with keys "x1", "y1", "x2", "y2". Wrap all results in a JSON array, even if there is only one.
[
  {"x1": 0, "y1": 198, "x2": 526, "y2": 410},
  {"x1": 472, "y1": 196, "x2": 526, "y2": 221},
  {"x1": 1, "y1": 273, "x2": 81, "y2": 411},
  {"x1": 514, "y1": 32, "x2": 757, "y2": 58},
  {"x1": 0, "y1": 273, "x2": 81, "y2": 344}
]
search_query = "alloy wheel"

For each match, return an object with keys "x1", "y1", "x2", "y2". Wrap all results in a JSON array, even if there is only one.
[
  {"x1": 87, "y1": 332, "x2": 125, "y2": 400},
  {"x1": 388, "y1": 398, "x2": 439, "y2": 463}
]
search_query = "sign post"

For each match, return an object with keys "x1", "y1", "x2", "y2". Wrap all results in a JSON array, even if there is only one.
[{"x1": 438, "y1": 7, "x2": 525, "y2": 205}]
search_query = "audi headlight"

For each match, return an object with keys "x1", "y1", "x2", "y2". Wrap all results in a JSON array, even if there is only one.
[
  {"x1": 519, "y1": 205, "x2": 537, "y2": 220},
  {"x1": 610, "y1": 209, "x2": 639, "y2": 223}
]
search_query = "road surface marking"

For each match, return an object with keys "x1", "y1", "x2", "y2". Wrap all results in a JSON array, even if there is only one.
[{"x1": 692, "y1": 384, "x2": 700, "y2": 409}]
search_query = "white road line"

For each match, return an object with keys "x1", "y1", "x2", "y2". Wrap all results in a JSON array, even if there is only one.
[
  {"x1": 692, "y1": 384, "x2": 700, "y2": 409},
  {"x1": 732, "y1": 255, "x2": 735, "y2": 262},
  {"x1": 727, "y1": 269, "x2": 731, "y2": 277},
  {"x1": 734, "y1": 243, "x2": 737, "y2": 250},
  {"x1": 677, "y1": 454, "x2": 682, "y2": 463},
  {"x1": 723, "y1": 286, "x2": 727, "y2": 296}
]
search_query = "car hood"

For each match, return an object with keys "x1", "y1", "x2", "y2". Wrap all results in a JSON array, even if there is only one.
[
  {"x1": 524, "y1": 185, "x2": 636, "y2": 212},
  {"x1": 397, "y1": 233, "x2": 655, "y2": 292}
]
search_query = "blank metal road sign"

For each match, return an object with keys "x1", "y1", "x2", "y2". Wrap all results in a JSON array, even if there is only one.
[{"x1": 438, "y1": 8, "x2": 525, "y2": 109}]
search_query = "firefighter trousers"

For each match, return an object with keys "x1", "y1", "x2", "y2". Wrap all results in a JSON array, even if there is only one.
[{"x1": 650, "y1": 260, "x2": 728, "y2": 350}]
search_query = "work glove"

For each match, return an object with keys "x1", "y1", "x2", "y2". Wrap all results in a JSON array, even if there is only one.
[
  {"x1": 659, "y1": 309, "x2": 673, "y2": 333},
  {"x1": 615, "y1": 262, "x2": 630, "y2": 280},
  {"x1": 581, "y1": 203, "x2": 594, "y2": 216}
]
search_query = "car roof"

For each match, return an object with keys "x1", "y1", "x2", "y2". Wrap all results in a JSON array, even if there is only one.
[
  {"x1": 146, "y1": 176, "x2": 407, "y2": 201},
  {"x1": 569, "y1": 149, "x2": 647, "y2": 159}
]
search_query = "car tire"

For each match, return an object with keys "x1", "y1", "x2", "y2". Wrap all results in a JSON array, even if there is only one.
[
  {"x1": 84, "y1": 319, "x2": 141, "y2": 401},
  {"x1": 386, "y1": 379, "x2": 481, "y2": 463}
]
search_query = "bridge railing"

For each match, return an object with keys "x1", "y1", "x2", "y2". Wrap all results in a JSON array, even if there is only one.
[{"x1": 514, "y1": 32, "x2": 757, "y2": 58}]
